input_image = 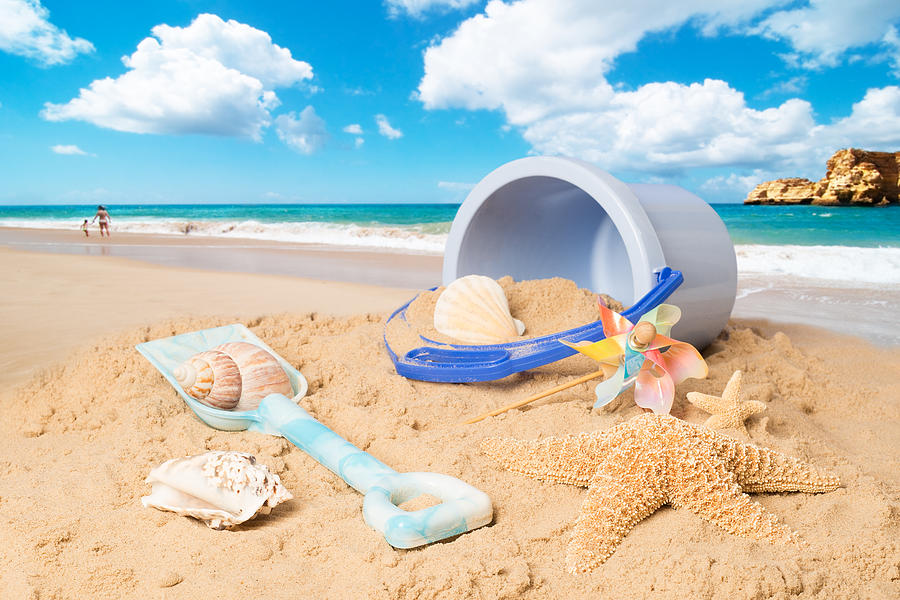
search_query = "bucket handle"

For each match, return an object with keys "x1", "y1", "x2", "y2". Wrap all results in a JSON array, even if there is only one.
[{"x1": 383, "y1": 267, "x2": 683, "y2": 382}]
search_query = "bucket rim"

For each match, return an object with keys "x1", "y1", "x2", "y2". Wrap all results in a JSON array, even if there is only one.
[{"x1": 443, "y1": 155, "x2": 666, "y2": 302}]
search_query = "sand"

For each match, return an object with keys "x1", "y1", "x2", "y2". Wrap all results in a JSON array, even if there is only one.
[
  {"x1": 1, "y1": 247, "x2": 898, "y2": 599},
  {"x1": 400, "y1": 276, "x2": 623, "y2": 346},
  {"x1": 0, "y1": 247, "x2": 415, "y2": 388}
]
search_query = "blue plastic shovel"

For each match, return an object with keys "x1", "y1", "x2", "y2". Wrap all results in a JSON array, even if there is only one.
[{"x1": 136, "y1": 324, "x2": 492, "y2": 548}]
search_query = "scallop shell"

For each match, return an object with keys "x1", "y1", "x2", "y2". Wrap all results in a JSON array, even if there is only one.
[
  {"x1": 214, "y1": 342, "x2": 293, "y2": 411},
  {"x1": 173, "y1": 350, "x2": 242, "y2": 410},
  {"x1": 434, "y1": 275, "x2": 526, "y2": 344},
  {"x1": 141, "y1": 451, "x2": 293, "y2": 529}
]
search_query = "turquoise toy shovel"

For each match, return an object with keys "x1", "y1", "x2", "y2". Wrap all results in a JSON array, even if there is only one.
[{"x1": 136, "y1": 324, "x2": 492, "y2": 548}]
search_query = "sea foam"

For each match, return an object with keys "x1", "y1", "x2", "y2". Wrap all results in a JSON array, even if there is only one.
[
  {"x1": 0, "y1": 218, "x2": 449, "y2": 254},
  {"x1": 4, "y1": 217, "x2": 899, "y2": 284},
  {"x1": 735, "y1": 244, "x2": 900, "y2": 285}
]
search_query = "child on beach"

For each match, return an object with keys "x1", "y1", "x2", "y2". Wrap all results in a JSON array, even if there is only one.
[{"x1": 81, "y1": 219, "x2": 89, "y2": 237}]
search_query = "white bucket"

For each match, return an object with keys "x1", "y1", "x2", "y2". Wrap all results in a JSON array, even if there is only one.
[{"x1": 443, "y1": 156, "x2": 737, "y2": 349}]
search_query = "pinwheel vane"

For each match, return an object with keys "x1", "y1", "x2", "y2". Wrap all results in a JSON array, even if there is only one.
[{"x1": 561, "y1": 301, "x2": 708, "y2": 414}]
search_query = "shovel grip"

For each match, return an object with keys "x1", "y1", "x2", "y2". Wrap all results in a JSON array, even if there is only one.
[
  {"x1": 258, "y1": 394, "x2": 396, "y2": 494},
  {"x1": 363, "y1": 472, "x2": 493, "y2": 548}
]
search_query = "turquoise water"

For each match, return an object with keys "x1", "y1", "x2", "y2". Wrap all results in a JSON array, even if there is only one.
[
  {"x1": 0, "y1": 203, "x2": 458, "y2": 230},
  {"x1": 0, "y1": 203, "x2": 898, "y2": 247},
  {"x1": 712, "y1": 204, "x2": 900, "y2": 247}
]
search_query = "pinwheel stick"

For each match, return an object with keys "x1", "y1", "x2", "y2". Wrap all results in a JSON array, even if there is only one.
[{"x1": 464, "y1": 370, "x2": 605, "y2": 424}]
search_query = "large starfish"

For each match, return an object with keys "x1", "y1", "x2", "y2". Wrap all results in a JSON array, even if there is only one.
[
  {"x1": 687, "y1": 370, "x2": 767, "y2": 433},
  {"x1": 481, "y1": 413, "x2": 839, "y2": 573}
]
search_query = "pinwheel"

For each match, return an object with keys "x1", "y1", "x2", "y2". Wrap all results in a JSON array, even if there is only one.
[
  {"x1": 465, "y1": 300, "x2": 709, "y2": 424},
  {"x1": 560, "y1": 301, "x2": 708, "y2": 414}
]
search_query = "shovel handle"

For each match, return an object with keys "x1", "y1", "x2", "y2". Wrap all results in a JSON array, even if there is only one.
[
  {"x1": 257, "y1": 394, "x2": 492, "y2": 547},
  {"x1": 257, "y1": 394, "x2": 395, "y2": 493}
]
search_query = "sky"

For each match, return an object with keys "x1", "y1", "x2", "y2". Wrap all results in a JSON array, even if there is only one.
[{"x1": 1, "y1": 0, "x2": 899, "y2": 205}]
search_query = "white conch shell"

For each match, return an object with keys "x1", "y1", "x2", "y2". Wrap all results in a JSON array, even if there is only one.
[
  {"x1": 141, "y1": 451, "x2": 293, "y2": 529},
  {"x1": 173, "y1": 350, "x2": 242, "y2": 410},
  {"x1": 173, "y1": 342, "x2": 293, "y2": 412},
  {"x1": 214, "y1": 342, "x2": 293, "y2": 411},
  {"x1": 433, "y1": 275, "x2": 526, "y2": 344}
]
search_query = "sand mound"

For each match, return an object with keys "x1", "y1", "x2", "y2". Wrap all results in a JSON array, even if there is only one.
[
  {"x1": 401, "y1": 276, "x2": 622, "y2": 346},
  {"x1": 1, "y1": 291, "x2": 898, "y2": 598}
]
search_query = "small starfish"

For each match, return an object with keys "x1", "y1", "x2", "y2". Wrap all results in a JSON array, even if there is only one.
[
  {"x1": 481, "y1": 414, "x2": 839, "y2": 573},
  {"x1": 687, "y1": 370, "x2": 766, "y2": 433}
]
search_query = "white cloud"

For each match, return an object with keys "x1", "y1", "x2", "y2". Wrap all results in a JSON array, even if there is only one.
[
  {"x1": 760, "y1": 75, "x2": 808, "y2": 98},
  {"x1": 345, "y1": 86, "x2": 376, "y2": 96},
  {"x1": 343, "y1": 123, "x2": 363, "y2": 134},
  {"x1": 375, "y1": 114, "x2": 403, "y2": 139},
  {"x1": 0, "y1": 0, "x2": 93, "y2": 65},
  {"x1": 700, "y1": 170, "x2": 777, "y2": 195},
  {"x1": 275, "y1": 106, "x2": 328, "y2": 154},
  {"x1": 884, "y1": 25, "x2": 900, "y2": 77},
  {"x1": 419, "y1": 0, "x2": 778, "y2": 124},
  {"x1": 386, "y1": 0, "x2": 480, "y2": 18},
  {"x1": 754, "y1": 0, "x2": 900, "y2": 70},
  {"x1": 418, "y1": 0, "x2": 900, "y2": 176},
  {"x1": 438, "y1": 181, "x2": 475, "y2": 191},
  {"x1": 50, "y1": 143, "x2": 91, "y2": 156},
  {"x1": 148, "y1": 14, "x2": 312, "y2": 87},
  {"x1": 41, "y1": 14, "x2": 312, "y2": 140},
  {"x1": 821, "y1": 86, "x2": 900, "y2": 148},
  {"x1": 354, "y1": 137, "x2": 365, "y2": 148}
]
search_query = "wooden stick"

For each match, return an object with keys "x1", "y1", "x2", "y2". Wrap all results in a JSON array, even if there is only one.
[{"x1": 464, "y1": 370, "x2": 605, "y2": 424}]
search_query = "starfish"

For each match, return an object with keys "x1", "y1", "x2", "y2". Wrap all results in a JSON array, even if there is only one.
[
  {"x1": 481, "y1": 413, "x2": 839, "y2": 573},
  {"x1": 687, "y1": 370, "x2": 766, "y2": 433}
]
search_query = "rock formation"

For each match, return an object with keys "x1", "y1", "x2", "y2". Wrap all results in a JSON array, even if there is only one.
[{"x1": 745, "y1": 148, "x2": 899, "y2": 206}]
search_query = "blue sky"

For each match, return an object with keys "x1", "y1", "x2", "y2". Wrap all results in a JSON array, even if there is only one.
[{"x1": 1, "y1": 0, "x2": 899, "y2": 204}]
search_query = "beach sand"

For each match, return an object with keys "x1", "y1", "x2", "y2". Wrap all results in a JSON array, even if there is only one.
[{"x1": 1, "y1": 236, "x2": 898, "y2": 599}]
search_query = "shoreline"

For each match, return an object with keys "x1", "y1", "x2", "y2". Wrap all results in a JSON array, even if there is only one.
[
  {"x1": 0, "y1": 226, "x2": 444, "y2": 288},
  {"x1": 2, "y1": 225, "x2": 897, "y2": 380}
]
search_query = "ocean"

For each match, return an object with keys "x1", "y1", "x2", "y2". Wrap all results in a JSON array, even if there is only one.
[{"x1": 1, "y1": 203, "x2": 899, "y2": 285}]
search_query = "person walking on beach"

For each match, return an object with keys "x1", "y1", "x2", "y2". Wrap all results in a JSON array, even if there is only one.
[
  {"x1": 81, "y1": 219, "x2": 90, "y2": 237},
  {"x1": 92, "y1": 205, "x2": 111, "y2": 237}
]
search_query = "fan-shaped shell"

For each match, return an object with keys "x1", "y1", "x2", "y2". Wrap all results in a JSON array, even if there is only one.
[
  {"x1": 213, "y1": 342, "x2": 293, "y2": 411},
  {"x1": 141, "y1": 451, "x2": 293, "y2": 529},
  {"x1": 434, "y1": 275, "x2": 526, "y2": 344},
  {"x1": 173, "y1": 350, "x2": 242, "y2": 410}
]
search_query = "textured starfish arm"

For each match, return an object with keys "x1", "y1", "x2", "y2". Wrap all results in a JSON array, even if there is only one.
[
  {"x1": 566, "y1": 471, "x2": 666, "y2": 574},
  {"x1": 686, "y1": 391, "x2": 725, "y2": 414},
  {"x1": 744, "y1": 400, "x2": 768, "y2": 415},
  {"x1": 712, "y1": 437, "x2": 840, "y2": 493},
  {"x1": 481, "y1": 433, "x2": 606, "y2": 486},
  {"x1": 704, "y1": 414, "x2": 744, "y2": 431},
  {"x1": 670, "y1": 453, "x2": 800, "y2": 545}
]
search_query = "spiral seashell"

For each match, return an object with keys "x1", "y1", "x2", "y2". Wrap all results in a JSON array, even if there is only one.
[
  {"x1": 434, "y1": 275, "x2": 526, "y2": 344},
  {"x1": 212, "y1": 342, "x2": 293, "y2": 411},
  {"x1": 173, "y1": 350, "x2": 242, "y2": 410}
]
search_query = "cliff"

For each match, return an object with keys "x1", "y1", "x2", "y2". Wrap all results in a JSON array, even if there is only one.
[{"x1": 745, "y1": 148, "x2": 900, "y2": 206}]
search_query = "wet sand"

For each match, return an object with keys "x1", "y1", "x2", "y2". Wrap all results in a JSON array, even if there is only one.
[{"x1": 0, "y1": 227, "x2": 444, "y2": 289}]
